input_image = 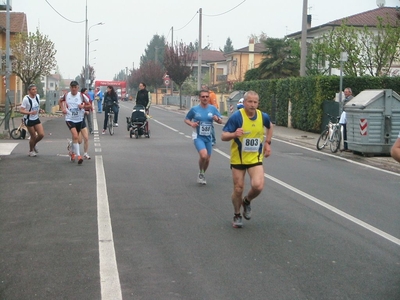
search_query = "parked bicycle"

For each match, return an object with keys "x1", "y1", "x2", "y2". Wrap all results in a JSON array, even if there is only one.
[
  {"x1": 0, "y1": 101, "x2": 17, "y2": 137},
  {"x1": 10, "y1": 117, "x2": 28, "y2": 139},
  {"x1": 107, "y1": 106, "x2": 114, "y2": 135},
  {"x1": 316, "y1": 113, "x2": 342, "y2": 153}
]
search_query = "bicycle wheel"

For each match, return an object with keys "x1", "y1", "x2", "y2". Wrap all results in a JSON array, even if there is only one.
[
  {"x1": 316, "y1": 128, "x2": 329, "y2": 150},
  {"x1": 329, "y1": 128, "x2": 341, "y2": 153},
  {"x1": 108, "y1": 114, "x2": 114, "y2": 135},
  {"x1": 10, "y1": 128, "x2": 22, "y2": 139}
]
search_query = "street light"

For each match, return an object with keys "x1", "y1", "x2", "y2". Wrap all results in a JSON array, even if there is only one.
[{"x1": 84, "y1": 18, "x2": 104, "y2": 89}]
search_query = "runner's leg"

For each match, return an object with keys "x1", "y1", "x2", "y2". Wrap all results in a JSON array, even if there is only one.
[
  {"x1": 231, "y1": 168, "x2": 246, "y2": 214},
  {"x1": 246, "y1": 165, "x2": 265, "y2": 201}
]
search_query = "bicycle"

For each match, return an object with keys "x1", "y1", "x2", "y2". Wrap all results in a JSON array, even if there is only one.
[
  {"x1": 316, "y1": 113, "x2": 342, "y2": 153},
  {"x1": 10, "y1": 117, "x2": 28, "y2": 139},
  {"x1": 0, "y1": 103, "x2": 17, "y2": 137},
  {"x1": 107, "y1": 106, "x2": 114, "y2": 135}
]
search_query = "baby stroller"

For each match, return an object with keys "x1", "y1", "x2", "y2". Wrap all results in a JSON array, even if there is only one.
[{"x1": 126, "y1": 105, "x2": 150, "y2": 139}]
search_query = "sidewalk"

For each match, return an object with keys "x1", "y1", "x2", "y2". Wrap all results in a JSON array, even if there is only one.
[{"x1": 158, "y1": 104, "x2": 400, "y2": 174}]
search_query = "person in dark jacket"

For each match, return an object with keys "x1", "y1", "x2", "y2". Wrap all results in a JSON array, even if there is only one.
[
  {"x1": 102, "y1": 85, "x2": 119, "y2": 134},
  {"x1": 136, "y1": 82, "x2": 151, "y2": 132},
  {"x1": 136, "y1": 82, "x2": 151, "y2": 111}
]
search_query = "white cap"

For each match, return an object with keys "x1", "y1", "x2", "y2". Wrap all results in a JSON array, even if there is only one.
[{"x1": 238, "y1": 98, "x2": 244, "y2": 103}]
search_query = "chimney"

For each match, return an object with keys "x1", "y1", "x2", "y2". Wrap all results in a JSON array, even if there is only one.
[
  {"x1": 307, "y1": 14, "x2": 312, "y2": 29},
  {"x1": 248, "y1": 39, "x2": 255, "y2": 70},
  {"x1": 248, "y1": 38, "x2": 255, "y2": 52}
]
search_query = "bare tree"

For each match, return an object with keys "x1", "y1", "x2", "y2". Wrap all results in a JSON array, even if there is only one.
[
  {"x1": 139, "y1": 60, "x2": 165, "y2": 91},
  {"x1": 163, "y1": 42, "x2": 194, "y2": 109},
  {"x1": 129, "y1": 68, "x2": 142, "y2": 92},
  {"x1": 80, "y1": 65, "x2": 96, "y2": 88},
  {"x1": 11, "y1": 28, "x2": 57, "y2": 94}
]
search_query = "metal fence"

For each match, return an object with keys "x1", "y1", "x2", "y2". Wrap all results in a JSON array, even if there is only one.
[{"x1": 162, "y1": 95, "x2": 197, "y2": 108}]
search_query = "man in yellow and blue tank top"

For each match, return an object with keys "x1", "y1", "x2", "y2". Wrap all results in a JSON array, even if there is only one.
[{"x1": 221, "y1": 91, "x2": 273, "y2": 228}]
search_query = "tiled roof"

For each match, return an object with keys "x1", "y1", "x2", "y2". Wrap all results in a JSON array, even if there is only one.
[
  {"x1": 287, "y1": 7, "x2": 400, "y2": 37},
  {"x1": 228, "y1": 42, "x2": 267, "y2": 54},
  {"x1": 0, "y1": 12, "x2": 28, "y2": 33},
  {"x1": 49, "y1": 73, "x2": 62, "y2": 80},
  {"x1": 328, "y1": 7, "x2": 399, "y2": 26},
  {"x1": 195, "y1": 49, "x2": 225, "y2": 63}
]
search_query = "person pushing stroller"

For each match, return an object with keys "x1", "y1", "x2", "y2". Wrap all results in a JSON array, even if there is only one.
[{"x1": 136, "y1": 82, "x2": 151, "y2": 132}]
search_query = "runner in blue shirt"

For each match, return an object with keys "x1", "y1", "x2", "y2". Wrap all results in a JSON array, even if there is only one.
[{"x1": 184, "y1": 89, "x2": 222, "y2": 185}]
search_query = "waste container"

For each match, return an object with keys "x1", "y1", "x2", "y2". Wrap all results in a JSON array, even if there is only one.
[
  {"x1": 226, "y1": 90, "x2": 245, "y2": 117},
  {"x1": 345, "y1": 89, "x2": 400, "y2": 155}
]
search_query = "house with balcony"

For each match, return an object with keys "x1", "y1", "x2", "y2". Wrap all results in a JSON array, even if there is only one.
[
  {"x1": 286, "y1": 6, "x2": 400, "y2": 76},
  {"x1": 224, "y1": 39, "x2": 267, "y2": 84},
  {"x1": 41, "y1": 73, "x2": 61, "y2": 92},
  {"x1": 0, "y1": 10, "x2": 27, "y2": 107},
  {"x1": 191, "y1": 49, "x2": 226, "y2": 84}
]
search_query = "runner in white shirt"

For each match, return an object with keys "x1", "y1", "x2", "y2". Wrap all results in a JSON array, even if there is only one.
[
  {"x1": 19, "y1": 84, "x2": 45, "y2": 157},
  {"x1": 59, "y1": 80, "x2": 90, "y2": 165}
]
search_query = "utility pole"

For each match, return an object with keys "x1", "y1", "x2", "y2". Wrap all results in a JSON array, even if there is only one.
[
  {"x1": 4, "y1": 0, "x2": 11, "y2": 131},
  {"x1": 84, "y1": 0, "x2": 88, "y2": 88},
  {"x1": 299, "y1": 0, "x2": 308, "y2": 76},
  {"x1": 197, "y1": 8, "x2": 202, "y2": 91},
  {"x1": 171, "y1": 26, "x2": 174, "y2": 95}
]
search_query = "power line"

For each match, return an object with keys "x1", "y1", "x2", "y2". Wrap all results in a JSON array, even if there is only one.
[
  {"x1": 175, "y1": 11, "x2": 199, "y2": 31},
  {"x1": 165, "y1": 27, "x2": 172, "y2": 41},
  {"x1": 203, "y1": 0, "x2": 247, "y2": 17},
  {"x1": 45, "y1": 0, "x2": 85, "y2": 23}
]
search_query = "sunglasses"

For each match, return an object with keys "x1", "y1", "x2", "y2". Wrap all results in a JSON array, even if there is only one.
[{"x1": 200, "y1": 96, "x2": 209, "y2": 98}]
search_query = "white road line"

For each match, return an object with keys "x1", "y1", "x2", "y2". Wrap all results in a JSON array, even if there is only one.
[
  {"x1": 152, "y1": 119, "x2": 179, "y2": 131},
  {"x1": 95, "y1": 156, "x2": 122, "y2": 299},
  {"x1": 213, "y1": 148, "x2": 400, "y2": 246},
  {"x1": 0, "y1": 142, "x2": 18, "y2": 155},
  {"x1": 275, "y1": 138, "x2": 400, "y2": 177}
]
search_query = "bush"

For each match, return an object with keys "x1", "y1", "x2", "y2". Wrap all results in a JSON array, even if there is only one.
[{"x1": 234, "y1": 75, "x2": 400, "y2": 132}]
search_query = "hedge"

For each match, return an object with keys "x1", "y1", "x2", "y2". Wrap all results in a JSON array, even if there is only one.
[{"x1": 234, "y1": 76, "x2": 400, "y2": 133}]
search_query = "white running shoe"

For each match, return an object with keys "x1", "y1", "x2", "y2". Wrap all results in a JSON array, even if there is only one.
[
  {"x1": 197, "y1": 173, "x2": 206, "y2": 185},
  {"x1": 83, "y1": 153, "x2": 91, "y2": 159},
  {"x1": 33, "y1": 146, "x2": 39, "y2": 153},
  {"x1": 28, "y1": 151, "x2": 37, "y2": 157}
]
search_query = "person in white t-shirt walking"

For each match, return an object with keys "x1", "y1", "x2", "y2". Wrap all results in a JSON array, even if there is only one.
[{"x1": 19, "y1": 84, "x2": 45, "y2": 157}]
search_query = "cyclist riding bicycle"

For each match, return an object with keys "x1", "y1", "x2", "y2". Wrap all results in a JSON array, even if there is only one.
[{"x1": 102, "y1": 85, "x2": 119, "y2": 134}]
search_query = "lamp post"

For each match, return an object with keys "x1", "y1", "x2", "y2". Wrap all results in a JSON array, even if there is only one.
[{"x1": 85, "y1": 21, "x2": 104, "y2": 89}]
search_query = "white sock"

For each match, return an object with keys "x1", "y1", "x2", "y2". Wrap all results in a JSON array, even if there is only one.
[{"x1": 73, "y1": 143, "x2": 80, "y2": 156}]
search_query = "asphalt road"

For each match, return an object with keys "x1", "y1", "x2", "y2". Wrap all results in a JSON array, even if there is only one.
[{"x1": 1, "y1": 102, "x2": 399, "y2": 300}]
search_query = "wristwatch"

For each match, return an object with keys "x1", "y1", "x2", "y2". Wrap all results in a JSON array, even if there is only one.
[{"x1": 266, "y1": 140, "x2": 271, "y2": 145}]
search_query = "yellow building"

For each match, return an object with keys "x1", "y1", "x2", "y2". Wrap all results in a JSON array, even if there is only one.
[
  {"x1": 225, "y1": 39, "x2": 266, "y2": 84},
  {"x1": 0, "y1": 11, "x2": 27, "y2": 108}
]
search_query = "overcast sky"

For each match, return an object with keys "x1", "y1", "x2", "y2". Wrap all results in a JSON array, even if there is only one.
[{"x1": 11, "y1": 0, "x2": 400, "y2": 81}]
